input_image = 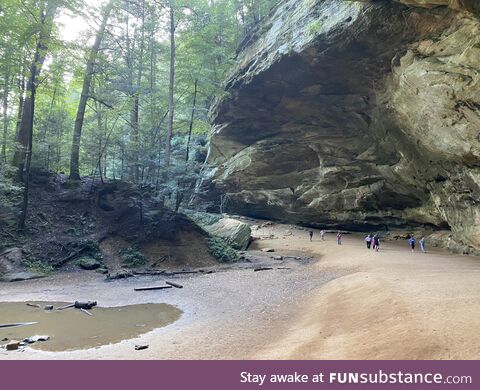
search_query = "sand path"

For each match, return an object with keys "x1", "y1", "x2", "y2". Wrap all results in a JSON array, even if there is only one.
[
  {"x1": 253, "y1": 226, "x2": 480, "y2": 359},
  {"x1": 1, "y1": 223, "x2": 479, "y2": 359}
]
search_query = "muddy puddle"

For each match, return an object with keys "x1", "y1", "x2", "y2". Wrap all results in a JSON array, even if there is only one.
[{"x1": 0, "y1": 302, "x2": 181, "y2": 352}]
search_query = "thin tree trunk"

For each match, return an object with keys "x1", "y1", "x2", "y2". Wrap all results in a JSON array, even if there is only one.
[
  {"x1": 14, "y1": 74, "x2": 25, "y2": 143},
  {"x1": 164, "y1": 1, "x2": 175, "y2": 168},
  {"x1": 132, "y1": 0, "x2": 145, "y2": 182},
  {"x1": 175, "y1": 79, "x2": 198, "y2": 212},
  {"x1": 185, "y1": 79, "x2": 198, "y2": 162},
  {"x1": 43, "y1": 87, "x2": 57, "y2": 168},
  {"x1": 1, "y1": 75, "x2": 9, "y2": 163},
  {"x1": 69, "y1": 0, "x2": 114, "y2": 180}
]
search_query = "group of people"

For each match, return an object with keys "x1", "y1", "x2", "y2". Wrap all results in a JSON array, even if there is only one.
[
  {"x1": 309, "y1": 229, "x2": 325, "y2": 241},
  {"x1": 308, "y1": 229, "x2": 427, "y2": 254},
  {"x1": 364, "y1": 234, "x2": 426, "y2": 253},
  {"x1": 408, "y1": 235, "x2": 426, "y2": 253},
  {"x1": 309, "y1": 229, "x2": 342, "y2": 244},
  {"x1": 364, "y1": 234, "x2": 380, "y2": 252}
]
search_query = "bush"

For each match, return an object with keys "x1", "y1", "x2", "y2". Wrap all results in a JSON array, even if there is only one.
[
  {"x1": 207, "y1": 237, "x2": 239, "y2": 263},
  {"x1": 26, "y1": 259, "x2": 55, "y2": 275},
  {"x1": 120, "y1": 246, "x2": 146, "y2": 267},
  {"x1": 0, "y1": 164, "x2": 23, "y2": 249}
]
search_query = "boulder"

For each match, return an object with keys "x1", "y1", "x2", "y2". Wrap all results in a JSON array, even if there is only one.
[
  {"x1": 77, "y1": 256, "x2": 101, "y2": 270},
  {"x1": 0, "y1": 248, "x2": 24, "y2": 273},
  {"x1": 203, "y1": 218, "x2": 252, "y2": 250},
  {"x1": 0, "y1": 248, "x2": 43, "y2": 282}
]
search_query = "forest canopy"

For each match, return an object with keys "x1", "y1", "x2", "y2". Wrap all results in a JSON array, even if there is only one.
[{"x1": 0, "y1": 0, "x2": 278, "y2": 229}]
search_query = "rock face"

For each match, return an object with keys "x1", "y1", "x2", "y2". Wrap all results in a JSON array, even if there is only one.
[{"x1": 206, "y1": 0, "x2": 480, "y2": 252}]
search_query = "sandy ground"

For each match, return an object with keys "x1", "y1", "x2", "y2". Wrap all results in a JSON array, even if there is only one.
[{"x1": 1, "y1": 223, "x2": 480, "y2": 360}]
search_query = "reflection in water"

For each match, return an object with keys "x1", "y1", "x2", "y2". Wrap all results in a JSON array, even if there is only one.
[{"x1": 0, "y1": 302, "x2": 181, "y2": 352}]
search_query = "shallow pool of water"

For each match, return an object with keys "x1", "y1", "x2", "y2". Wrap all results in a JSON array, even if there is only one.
[{"x1": 0, "y1": 301, "x2": 181, "y2": 352}]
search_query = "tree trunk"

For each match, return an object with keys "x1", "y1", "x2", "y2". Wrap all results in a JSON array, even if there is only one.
[
  {"x1": 69, "y1": 0, "x2": 114, "y2": 180},
  {"x1": 11, "y1": 0, "x2": 59, "y2": 230},
  {"x1": 1, "y1": 75, "x2": 9, "y2": 163},
  {"x1": 164, "y1": 1, "x2": 176, "y2": 168},
  {"x1": 14, "y1": 73, "x2": 25, "y2": 143},
  {"x1": 185, "y1": 79, "x2": 198, "y2": 162},
  {"x1": 132, "y1": 0, "x2": 145, "y2": 182}
]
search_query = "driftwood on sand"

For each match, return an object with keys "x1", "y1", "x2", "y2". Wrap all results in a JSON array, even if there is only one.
[
  {"x1": 166, "y1": 281, "x2": 183, "y2": 288},
  {"x1": 134, "y1": 285, "x2": 173, "y2": 291},
  {"x1": 80, "y1": 308, "x2": 93, "y2": 316},
  {"x1": 0, "y1": 322, "x2": 38, "y2": 329},
  {"x1": 254, "y1": 267, "x2": 273, "y2": 272}
]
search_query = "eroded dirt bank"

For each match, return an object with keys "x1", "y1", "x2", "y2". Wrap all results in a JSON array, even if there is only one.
[{"x1": 2, "y1": 222, "x2": 480, "y2": 359}]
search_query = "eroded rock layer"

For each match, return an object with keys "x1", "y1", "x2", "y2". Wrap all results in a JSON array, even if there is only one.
[{"x1": 206, "y1": 0, "x2": 480, "y2": 251}]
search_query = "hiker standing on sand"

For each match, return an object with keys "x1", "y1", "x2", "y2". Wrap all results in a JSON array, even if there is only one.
[
  {"x1": 365, "y1": 234, "x2": 372, "y2": 249},
  {"x1": 309, "y1": 230, "x2": 313, "y2": 241},
  {"x1": 373, "y1": 235, "x2": 380, "y2": 252},
  {"x1": 420, "y1": 236, "x2": 426, "y2": 253},
  {"x1": 409, "y1": 236, "x2": 416, "y2": 252},
  {"x1": 336, "y1": 231, "x2": 342, "y2": 245},
  {"x1": 320, "y1": 230, "x2": 325, "y2": 240}
]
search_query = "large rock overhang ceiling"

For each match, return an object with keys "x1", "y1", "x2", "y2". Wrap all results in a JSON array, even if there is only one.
[{"x1": 206, "y1": 0, "x2": 480, "y2": 251}]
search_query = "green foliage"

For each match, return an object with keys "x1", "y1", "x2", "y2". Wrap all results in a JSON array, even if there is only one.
[
  {"x1": 0, "y1": 0, "x2": 280, "y2": 220},
  {"x1": 120, "y1": 246, "x2": 147, "y2": 268},
  {"x1": 76, "y1": 239, "x2": 103, "y2": 261},
  {"x1": 25, "y1": 258, "x2": 55, "y2": 275},
  {"x1": 207, "y1": 236, "x2": 239, "y2": 263},
  {"x1": 0, "y1": 164, "x2": 22, "y2": 247}
]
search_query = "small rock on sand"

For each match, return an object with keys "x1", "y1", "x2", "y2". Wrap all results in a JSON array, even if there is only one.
[
  {"x1": 261, "y1": 248, "x2": 275, "y2": 253},
  {"x1": 23, "y1": 335, "x2": 50, "y2": 344},
  {"x1": 135, "y1": 344, "x2": 149, "y2": 351},
  {"x1": 6, "y1": 340, "x2": 21, "y2": 350}
]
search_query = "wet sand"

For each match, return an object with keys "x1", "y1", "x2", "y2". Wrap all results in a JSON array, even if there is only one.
[{"x1": 1, "y1": 223, "x2": 479, "y2": 359}]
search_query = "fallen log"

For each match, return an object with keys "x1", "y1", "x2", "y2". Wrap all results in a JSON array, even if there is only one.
[
  {"x1": 166, "y1": 281, "x2": 183, "y2": 289},
  {"x1": 26, "y1": 303, "x2": 41, "y2": 308},
  {"x1": 80, "y1": 308, "x2": 93, "y2": 316},
  {"x1": 0, "y1": 322, "x2": 38, "y2": 329},
  {"x1": 134, "y1": 285, "x2": 173, "y2": 291},
  {"x1": 74, "y1": 301, "x2": 97, "y2": 310},
  {"x1": 132, "y1": 269, "x2": 215, "y2": 277},
  {"x1": 254, "y1": 267, "x2": 273, "y2": 272},
  {"x1": 132, "y1": 270, "x2": 165, "y2": 276},
  {"x1": 277, "y1": 267, "x2": 292, "y2": 270},
  {"x1": 56, "y1": 303, "x2": 75, "y2": 310}
]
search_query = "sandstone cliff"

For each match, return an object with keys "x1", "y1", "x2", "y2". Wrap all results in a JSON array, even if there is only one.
[{"x1": 206, "y1": 0, "x2": 480, "y2": 253}]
